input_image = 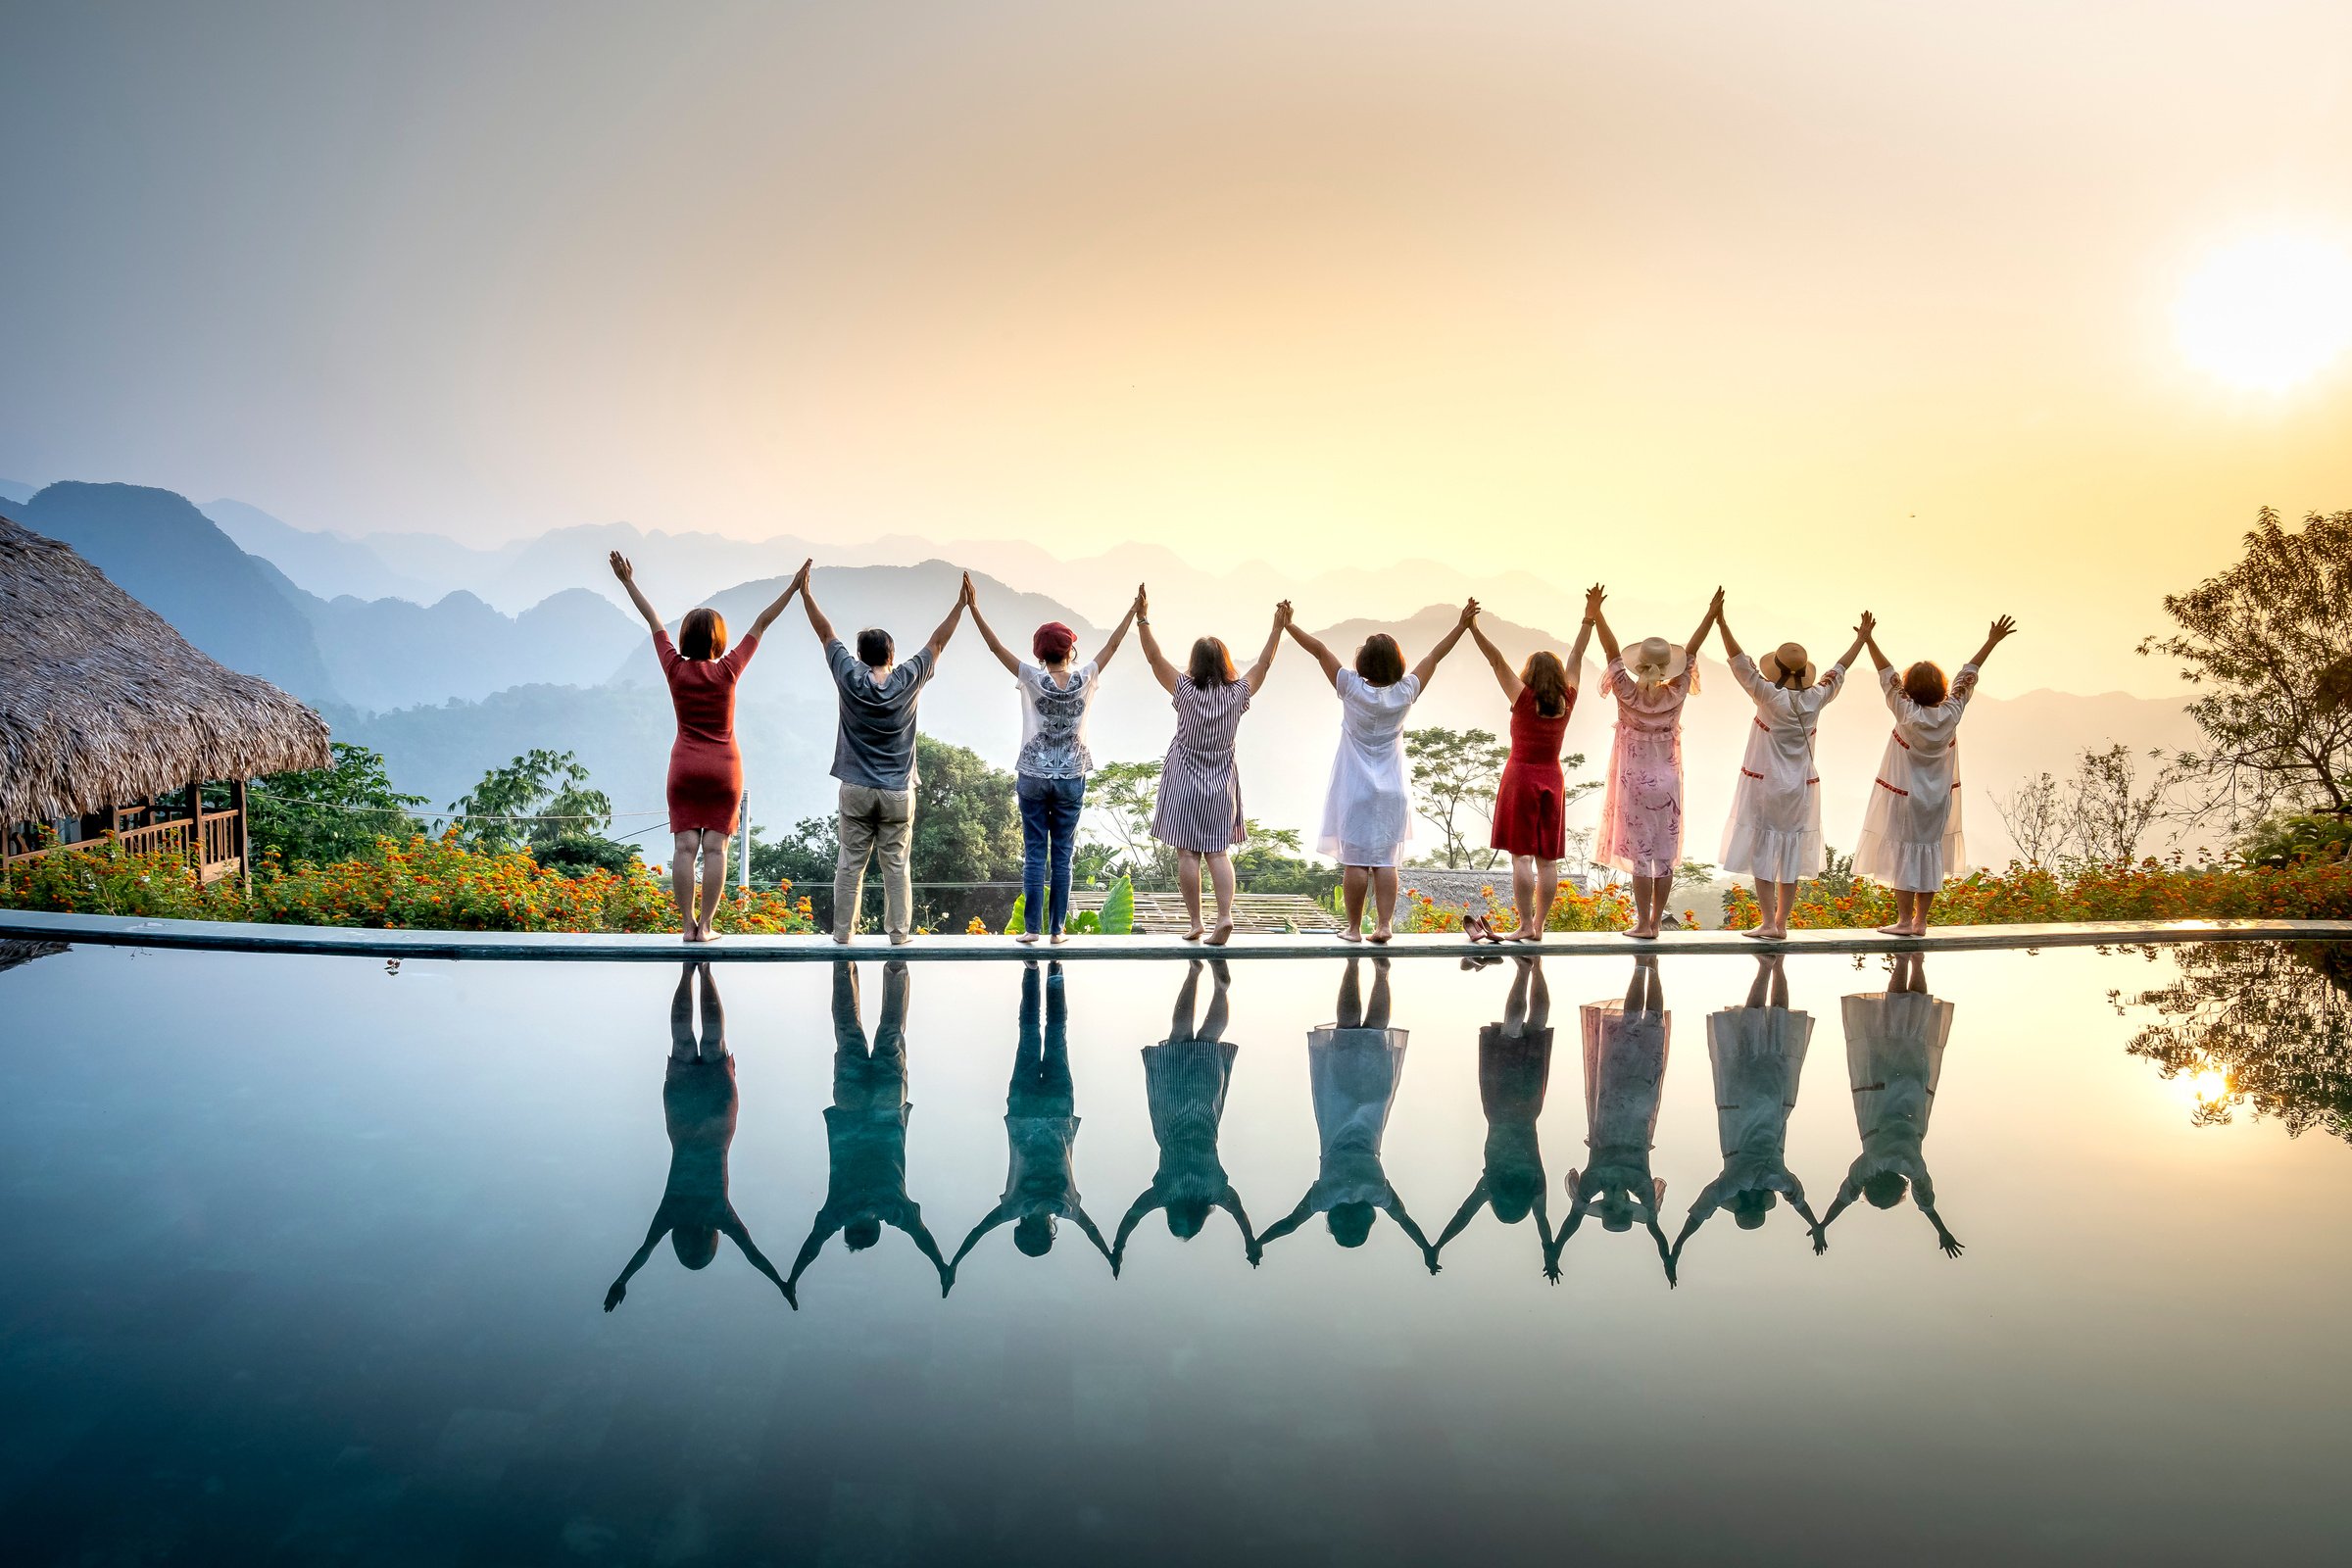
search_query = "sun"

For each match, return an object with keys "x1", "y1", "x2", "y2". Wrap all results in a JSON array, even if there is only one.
[{"x1": 2173, "y1": 233, "x2": 2352, "y2": 393}]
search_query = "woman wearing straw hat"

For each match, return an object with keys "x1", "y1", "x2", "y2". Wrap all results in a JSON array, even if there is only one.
[
  {"x1": 1852, "y1": 614, "x2": 2019, "y2": 936},
  {"x1": 1712, "y1": 603, "x2": 1873, "y2": 939},
  {"x1": 965, "y1": 589, "x2": 1140, "y2": 944},
  {"x1": 1590, "y1": 589, "x2": 1721, "y2": 939}
]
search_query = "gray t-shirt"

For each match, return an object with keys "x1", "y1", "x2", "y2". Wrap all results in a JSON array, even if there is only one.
[{"x1": 828, "y1": 641, "x2": 936, "y2": 789}]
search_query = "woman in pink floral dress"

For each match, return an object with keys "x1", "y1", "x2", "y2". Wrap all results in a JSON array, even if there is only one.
[{"x1": 1592, "y1": 587, "x2": 1721, "y2": 939}]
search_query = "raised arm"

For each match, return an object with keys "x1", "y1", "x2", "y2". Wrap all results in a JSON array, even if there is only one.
[
  {"x1": 1686, "y1": 587, "x2": 1725, "y2": 666},
  {"x1": 1434, "y1": 1180, "x2": 1492, "y2": 1255},
  {"x1": 783, "y1": 1217, "x2": 838, "y2": 1298},
  {"x1": 1590, "y1": 602, "x2": 1622, "y2": 668},
  {"x1": 1070, "y1": 1204, "x2": 1115, "y2": 1267},
  {"x1": 1111, "y1": 1190, "x2": 1164, "y2": 1273},
  {"x1": 1217, "y1": 1187, "x2": 1261, "y2": 1267},
  {"x1": 1253, "y1": 1189, "x2": 1320, "y2": 1247},
  {"x1": 1715, "y1": 598, "x2": 1743, "y2": 662},
  {"x1": 1968, "y1": 614, "x2": 2018, "y2": 671},
  {"x1": 1243, "y1": 601, "x2": 1291, "y2": 694},
  {"x1": 950, "y1": 1202, "x2": 1016, "y2": 1267},
  {"x1": 1381, "y1": 1189, "x2": 1442, "y2": 1274},
  {"x1": 923, "y1": 573, "x2": 973, "y2": 662},
  {"x1": 745, "y1": 572, "x2": 803, "y2": 642},
  {"x1": 609, "y1": 552, "x2": 665, "y2": 639},
  {"x1": 1409, "y1": 601, "x2": 1477, "y2": 692},
  {"x1": 1134, "y1": 586, "x2": 1180, "y2": 694},
  {"x1": 965, "y1": 593, "x2": 1022, "y2": 677},
  {"x1": 604, "y1": 1210, "x2": 673, "y2": 1311},
  {"x1": 1283, "y1": 613, "x2": 1343, "y2": 689},
  {"x1": 795, "y1": 561, "x2": 836, "y2": 646},
  {"x1": 1861, "y1": 622, "x2": 1893, "y2": 673},
  {"x1": 1467, "y1": 616, "x2": 1522, "y2": 705},
  {"x1": 721, "y1": 1210, "x2": 796, "y2": 1306},
  {"x1": 1564, "y1": 586, "x2": 1601, "y2": 687},
  {"x1": 1092, "y1": 595, "x2": 1140, "y2": 672}
]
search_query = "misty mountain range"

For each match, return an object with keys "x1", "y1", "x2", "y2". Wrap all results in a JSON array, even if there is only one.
[{"x1": 2, "y1": 479, "x2": 2204, "y2": 865}]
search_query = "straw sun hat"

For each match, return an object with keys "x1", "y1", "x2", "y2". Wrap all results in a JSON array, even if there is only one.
[
  {"x1": 1625, "y1": 636, "x2": 1688, "y2": 685},
  {"x1": 1758, "y1": 642, "x2": 1817, "y2": 686}
]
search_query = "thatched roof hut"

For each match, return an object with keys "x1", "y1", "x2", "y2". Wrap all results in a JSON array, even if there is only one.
[{"x1": 1, "y1": 514, "x2": 330, "y2": 859}]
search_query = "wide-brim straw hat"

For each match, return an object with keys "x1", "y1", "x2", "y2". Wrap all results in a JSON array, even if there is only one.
[
  {"x1": 1759, "y1": 644, "x2": 1817, "y2": 686},
  {"x1": 1626, "y1": 636, "x2": 1688, "y2": 684}
]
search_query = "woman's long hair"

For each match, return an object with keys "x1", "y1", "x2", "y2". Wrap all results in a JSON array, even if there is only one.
[
  {"x1": 1188, "y1": 636, "x2": 1238, "y2": 687},
  {"x1": 1521, "y1": 651, "x2": 1570, "y2": 717},
  {"x1": 679, "y1": 608, "x2": 728, "y2": 662}
]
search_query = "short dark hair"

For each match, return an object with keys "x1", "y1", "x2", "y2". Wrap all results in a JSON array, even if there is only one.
[
  {"x1": 1188, "y1": 636, "x2": 1237, "y2": 687},
  {"x1": 1902, "y1": 661, "x2": 1948, "y2": 707},
  {"x1": 1355, "y1": 633, "x2": 1405, "y2": 686},
  {"x1": 679, "y1": 608, "x2": 727, "y2": 662},
  {"x1": 856, "y1": 627, "x2": 895, "y2": 668}
]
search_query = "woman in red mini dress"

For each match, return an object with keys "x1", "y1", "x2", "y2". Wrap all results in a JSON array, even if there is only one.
[
  {"x1": 611, "y1": 551, "x2": 803, "y2": 943},
  {"x1": 1464, "y1": 586, "x2": 1603, "y2": 941}
]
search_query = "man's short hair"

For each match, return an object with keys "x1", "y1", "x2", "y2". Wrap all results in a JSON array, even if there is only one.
[{"x1": 856, "y1": 628, "x2": 894, "y2": 668}]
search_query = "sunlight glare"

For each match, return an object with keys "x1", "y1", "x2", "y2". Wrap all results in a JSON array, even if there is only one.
[{"x1": 2174, "y1": 233, "x2": 2352, "y2": 393}]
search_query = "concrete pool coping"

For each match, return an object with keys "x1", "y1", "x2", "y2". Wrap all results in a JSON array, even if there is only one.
[{"x1": 4, "y1": 908, "x2": 2349, "y2": 962}]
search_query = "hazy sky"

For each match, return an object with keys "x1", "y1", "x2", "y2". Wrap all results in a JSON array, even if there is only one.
[{"x1": 5, "y1": 1, "x2": 2350, "y2": 694}]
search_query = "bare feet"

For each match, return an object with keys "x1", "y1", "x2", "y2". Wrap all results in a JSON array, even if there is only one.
[
  {"x1": 1511, "y1": 929, "x2": 1543, "y2": 943},
  {"x1": 1338, "y1": 927, "x2": 1363, "y2": 944},
  {"x1": 1183, "y1": 926, "x2": 1205, "y2": 942},
  {"x1": 1050, "y1": 931, "x2": 1069, "y2": 946},
  {"x1": 1205, "y1": 922, "x2": 1234, "y2": 947},
  {"x1": 700, "y1": 929, "x2": 724, "y2": 946},
  {"x1": 1370, "y1": 927, "x2": 1394, "y2": 945}
]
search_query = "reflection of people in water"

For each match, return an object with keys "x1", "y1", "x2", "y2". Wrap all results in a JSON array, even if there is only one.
[
  {"x1": 954, "y1": 960, "x2": 1115, "y2": 1270},
  {"x1": 606, "y1": 962, "x2": 791, "y2": 1311},
  {"x1": 783, "y1": 959, "x2": 952, "y2": 1303},
  {"x1": 1559, "y1": 956, "x2": 1675, "y2": 1283},
  {"x1": 1434, "y1": 956, "x2": 1560, "y2": 1281},
  {"x1": 1671, "y1": 953, "x2": 1822, "y2": 1271},
  {"x1": 1112, "y1": 958, "x2": 1259, "y2": 1272},
  {"x1": 1259, "y1": 956, "x2": 1439, "y2": 1270},
  {"x1": 1818, "y1": 951, "x2": 1963, "y2": 1257}
]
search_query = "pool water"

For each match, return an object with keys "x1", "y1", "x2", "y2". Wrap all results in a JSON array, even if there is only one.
[{"x1": 1, "y1": 942, "x2": 2347, "y2": 1565}]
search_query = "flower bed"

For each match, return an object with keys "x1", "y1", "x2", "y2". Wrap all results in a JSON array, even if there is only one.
[
  {"x1": 1719, "y1": 858, "x2": 2352, "y2": 930},
  {"x1": 1397, "y1": 881, "x2": 1640, "y2": 934},
  {"x1": 0, "y1": 834, "x2": 819, "y2": 936}
]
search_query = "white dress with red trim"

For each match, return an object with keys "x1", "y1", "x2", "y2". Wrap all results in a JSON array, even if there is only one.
[
  {"x1": 1719, "y1": 654, "x2": 1849, "y2": 882},
  {"x1": 1851, "y1": 662, "x2": 1980, "y2": 893}
]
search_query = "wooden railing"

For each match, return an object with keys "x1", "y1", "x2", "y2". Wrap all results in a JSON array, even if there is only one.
[{"x1": 4, "y1": 781, "x2": 249, "y2": 885}]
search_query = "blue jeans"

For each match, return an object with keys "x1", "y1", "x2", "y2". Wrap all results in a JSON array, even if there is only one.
[{"x1": 1016, "y1": 773, "x2": 1086, "y2": 935}]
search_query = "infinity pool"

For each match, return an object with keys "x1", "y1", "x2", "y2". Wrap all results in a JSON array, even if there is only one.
[{"x1": 1, "y1": 941, "x2": 2346, "y2": 1565}]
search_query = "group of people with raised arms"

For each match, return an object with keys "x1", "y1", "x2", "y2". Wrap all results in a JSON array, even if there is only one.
[
  {"x1": 610, "y1": 551, "x2": 2018, "y2": 948},
  {"x1": 604, "y1": 951, "x2": 1961, "y2": 1310}
]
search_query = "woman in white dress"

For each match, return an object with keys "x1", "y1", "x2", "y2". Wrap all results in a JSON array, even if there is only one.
[
  {"x1": 1818, "y1": 952, "x2": 1962, "y2": 1255},
  {"x1": 1559, "y1": 956, "x2": 1675, "y2": 1284},
  {"x1": 1713, "y1": 606, "x2": 1872, "y2": 940},
  {"x1": 1257, "y1": 957, "x2": 1438, "y2": 1268},
  {"x1": 1853, "y1": 615, "x2": 2018, "y2": 936},
  {"x1": 1670, "y1": 954, "x2": 1822, "y2": 1272},
  {"x1": 1284, "y1": 602, "x2": 1477, "y2": 943}
]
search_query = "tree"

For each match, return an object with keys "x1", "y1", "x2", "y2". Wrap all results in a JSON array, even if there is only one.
[
  {"x1": 2065, "y1": 744, "x2": 2180, "y2": 864},
  {"x1": 2141, "y1": 508, "x2": 2352, "y2": 823},
  {"x1": 449, "y1": 749, "x2": 612, "y2": 854},
  {"x1": 247, "y1": 742, "x2": 426, "y2": 865},
  {"x1": 909, "y1": 734, "x2": 1023, "y2": 885},
  {"x1": 1086, "y1": 760, "x2": 1177, "y2": 889},
  {"x1": 1405, "y1": 727, "x2": 1508, "y2": 868},
  {"x1": 748, "y1": 815, "x2": 838, "y2": 893},
  {"x1": 2124, "y1": 941, "x2": 2352, "y2": 1142},
  {"x1": 1232, "y1": 821, "x2": 1339, "y2": 898},
  {"x1": 1993, "y1": 771, "x2": 2069, "y2": 864}
]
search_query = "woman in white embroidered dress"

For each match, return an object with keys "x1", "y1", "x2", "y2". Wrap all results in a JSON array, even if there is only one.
[
  {"x1": 1285, "y1": 602, "x2": 1476, "y2": 943},
  {"x1": 1591, "y1": 590, "x2": 1722, "y2": 939},
  {"x1": 1818, "y1": 952, "x2": 1962, "y2": 1257},
  {"x1": 1670, "y1": 953, "x2": 1822, "y2": 1272},
  {"x1": 1714, "y1": 606, "x2": 1872, "y2": 940},
  {"x1": 1853, "y1": 615, "x2": 2018, "y2": 936}
]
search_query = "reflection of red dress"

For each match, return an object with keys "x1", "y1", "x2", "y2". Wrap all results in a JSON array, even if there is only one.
[
  {"x1": 1491, "y1": 686, "x2": 1575, "y2": 858},
  {"x1": 658, "y1": 629, "x2": 759, "y2": 834}
]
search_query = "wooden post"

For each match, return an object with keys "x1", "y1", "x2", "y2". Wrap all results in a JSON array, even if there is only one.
[
  {"x1": 231, "y1": 778, "x2": 251, "y2": 896},
  {"x1": 191, "y1": 776, "x2": 206, "y2": 873}
]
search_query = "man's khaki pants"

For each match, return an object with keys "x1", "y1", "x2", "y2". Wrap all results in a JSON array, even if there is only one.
[{"x1": 834, "y1": 784, "x2": 914, "y2": 941}]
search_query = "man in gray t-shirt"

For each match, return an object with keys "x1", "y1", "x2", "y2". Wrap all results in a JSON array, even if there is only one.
[{"x1": 792, "y1": 562, "x2": 970, "y2": 944}]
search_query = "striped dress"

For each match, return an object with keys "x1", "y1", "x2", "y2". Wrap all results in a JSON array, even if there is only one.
[{"x1": 1152, "y1": 676, "x2": 1250, "y2": 853}]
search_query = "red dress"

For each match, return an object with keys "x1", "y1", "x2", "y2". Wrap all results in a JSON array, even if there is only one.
[
  {"x1": 658, "y1": 629, "x2": 759, "y2": 835},
  {"x1": 1491, "y1": 685, "x2": 1576, "y2": 858}
]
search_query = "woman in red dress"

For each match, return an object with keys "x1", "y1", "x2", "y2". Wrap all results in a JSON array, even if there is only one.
[
  {"x1": 611, "y1": 551, "x2": 804, "y2": 943},
  {"x1": 1465, "y1": 587, "x2": 1602, "y2": 941}
]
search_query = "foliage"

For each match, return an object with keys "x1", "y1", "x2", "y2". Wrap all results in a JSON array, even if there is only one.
[
  {"x1": 1087, "y1": 760, "x2": 1176, "y2": 889},
  {"x1": 2121, "y1": 942, "x2": 2352, "y2": 1143},
  {"x1": 1673, "y1": 858, "x2": 1716, "y2": 891},
  {"x1": 748, "y1": 814, "x2": 838, "y2": 892},
  {"x1": 2140, "y1": 507, "x2": 2352, "y2": 822},
  {"x1": 247, "y1": 743, "x2": 427, "y2": 866},
  {"x1": 448, "y1": 749, "x2": 612, "y2": 854},
  {"x1": 533, "y1": 836, "x2": 650, "y2": 877},
  {"x1": 0, "y1": 833, "x2": 817, "y2": 935},
  {"x1": 1100, "y1": 874, "x2": 1135, "y2": 934},
  {"x1": 1001, "y1": 875, "x2": 1137, "y2": 938},
  {"x1": 2239, "y1": 812, "x2": 2352, "y2": 869},
  {"x1": 1992, "y1": 770, "x2": 2069, "y2": 864},
  {"x1": 1405, "y1": 727, "x2": 1508, "y2": 868},
  {"x1": 1231, "y1": 821, "x2": 1338, "y2": 897},
  {"x1": 909, "y1": 734, "x2": 1022, "y2": 884},
  {"x1": 1996, "y1": 745, "x2": 2187, "y2": 865},
  {"x1": 1720, "y1": 855, "x2": 2352, "y2": 929},
  {"x1": 1396, "y1": 880, "x2": 1637, "y2": 933}
]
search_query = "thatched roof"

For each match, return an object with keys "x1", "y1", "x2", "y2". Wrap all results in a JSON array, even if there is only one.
[{"x1": 0, "y1": 514, "x2": 332, "y2": 821}]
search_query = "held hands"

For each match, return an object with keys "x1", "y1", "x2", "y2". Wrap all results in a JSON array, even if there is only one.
[
  {"x1": 609, "y1": 551, "x2": 634, "y2": 583},
  {"x1": 1856, "y1": 611, "x2": 1877, "y2": 640},
  {"x1": 1275, "y1": 598, "x2": 1294, "y2": 628},
  {"x1": 1133, "y1": 583, "x2": 1149, "y2": 619},
  {"x1": 1583, "y1": 583, "x2": 1606, "y2": 621},
  {"x1": 791, "y1": 558, "x2": 813, "y2": 593},
  {"x1": 1707, "y1": 585, "x2": 1726, "y2": 621},
  {"x1": 1458, "y1": 597, "x2": 1480, "y2": 629}
]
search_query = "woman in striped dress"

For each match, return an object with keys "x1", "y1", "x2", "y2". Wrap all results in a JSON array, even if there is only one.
[{"x1": 1136, "y1": 589, "x2": 1291, "y2": 946}]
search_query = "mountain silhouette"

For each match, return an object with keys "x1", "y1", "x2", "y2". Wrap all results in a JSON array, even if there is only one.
[{"x1": 14, "y1": 481, "x2": 339, "y2": 704}]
